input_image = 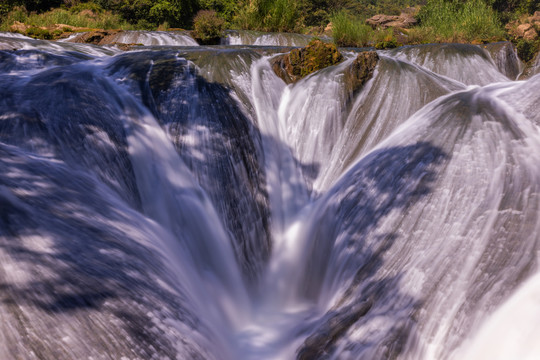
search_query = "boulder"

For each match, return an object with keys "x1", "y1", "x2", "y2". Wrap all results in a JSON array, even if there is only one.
[
  {"x1": 9, "y1": 21, "x2": 29, "y2": 33},
  {"x1": 343, "y1": 51, "x2": 379, "y2": 94},
  {"x1": 366, "y1": 14, "x2": 399, "y2": 29},
  {"x1": 524, "y1": 27, "x2": 539, "y2": 41},
  {"x1": 366, "y1": 12, "x2": 417, "y2": 30},
  {"x1": 516, "y1": 23, "x2": 538, "y2": 41},
  {"x1": 517, "y1": 23, "x2": 533, "y2": 37},
  {"x1": 270, "y1": 39, "x2": 343, "y2": 83}
]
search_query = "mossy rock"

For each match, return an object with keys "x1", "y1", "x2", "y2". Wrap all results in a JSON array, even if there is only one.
[
  {"x1": 342, "y1": 51, "x2": 379, "y2": 96},
  {"x1": 270, "y1": 39, "x2": 343, "y2": 83},
  {"x1": 25, "y1": 27, "x2": 53, "y2": 40}
]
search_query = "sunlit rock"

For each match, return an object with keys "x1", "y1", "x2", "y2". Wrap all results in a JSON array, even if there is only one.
[{"x1": 270, "y1": 39, "x2": 343, "y2": 83}]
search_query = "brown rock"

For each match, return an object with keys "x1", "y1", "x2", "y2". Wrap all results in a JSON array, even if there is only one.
[
  {"x1": 398, "y1": 13, "x2": 417, "y2": 28},
  {"x1": 524, "y1": 27, "x2": 538, "y2": 41},
  {"x1": 517, "y1": 23, "x2": 533, "y2": 37},
  {"x1": 325, "y1": 22, "x2": 333, "y2": 33},
  {"x1": 366, "y1": 14, "x2": 399, "y2": 29},
  {"x1": 343, "y1": 51, "x2": 379, "y2": 94},
  {"x1": 9, "y1": 21, "x2": 29, "y2": 33},
  {"x1": 270, "y1": 39, "x2": 343, "y2": 84},
  {"x1": 366, "y1": 12, "x2": 417, "y2": 30}
]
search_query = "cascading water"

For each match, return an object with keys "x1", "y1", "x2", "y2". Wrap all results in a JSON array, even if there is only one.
[
  {"x1": 220, "y1": 30, "x2": 327, "y2": 47},
  {"x1": 1, "y1": 31, "x2": 539, "y2": 360}
]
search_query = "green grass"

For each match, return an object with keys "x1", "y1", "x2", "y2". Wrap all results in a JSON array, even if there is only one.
[
  {"x1": 233, "y1": 0, "x2": 300, "y2": 32},
  {"x1": 417, "y1": 0, "x2": 505, "y2": 42},
  {"x1": 330, "y1": 11, "x2": 400, "y2": 48},
  {"x1": 330, "y1": 11, "x2": 372, "y2": 47},
  {"x1": 0, "y1": 6, "x2": 134, "y2": 32}
]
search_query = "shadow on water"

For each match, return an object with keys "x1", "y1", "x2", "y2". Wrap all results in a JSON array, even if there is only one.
[
  {"x1": 0, "y1": 144, "x2": 202, "y2": 358},
  {"x1": 0, "y1": 48, "x2": 320, "y2": 358},
  {"x1": 0, "y1": 47, "x2": 447, "y2": 359},
  {"x1": 297, "y1": 142, "x2": 448, "y2": 359},
  {"x1": 105, "y1": 50, "x2": 321, "y2": 283},
  {"x1": 0, "y1": 57, "x2": 142, "y2": 210}
]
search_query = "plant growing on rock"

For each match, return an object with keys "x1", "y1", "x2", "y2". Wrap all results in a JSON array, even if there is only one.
[
  {"x1": 516, "y1": 38, "x2": 540, "y2": 61},
  {"x1": 271, "y1": 39, "x2": 343, "y2": 83}
]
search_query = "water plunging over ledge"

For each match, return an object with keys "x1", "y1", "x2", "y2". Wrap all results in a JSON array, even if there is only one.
[{"x1": 0, "y1": 32, "x2": 539, "y2": 359}]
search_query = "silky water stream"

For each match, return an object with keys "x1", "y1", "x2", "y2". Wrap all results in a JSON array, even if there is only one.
[{"x1": 0, "y1": 33, "x2": 539, "y2": 359}]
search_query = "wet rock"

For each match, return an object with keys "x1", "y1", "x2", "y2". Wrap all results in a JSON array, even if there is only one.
[
  {"x1": 343, "y1": 51, "x2": 379, "y2": 94},
  {"x1": 111, "y1": 43, "x2": 144, "y2": 51},
  {"x1": 73, "y1": 30, "x2": 124, "y2": 45},
  {"x1": 482, "y1": 42, "x2": 522, "y2": 80},
  {"x1": 270, "y1": 39, "x2": 343, "y2": 83},
  {"x1": 296, "y1": 299, "x2": 373, "y2": 360}
]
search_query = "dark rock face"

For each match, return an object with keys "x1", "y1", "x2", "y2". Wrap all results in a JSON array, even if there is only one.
[
  {"x1": 344, "y1": 51, "x2": 380, "y2": 94},
  {"x1": 296, "y1": 299, "x2": 373, "y2": 360},
  {"x1": 270, "y1": 39, "x2": 343, "y2": 83},
  {"x1": 482, "y1": 42, "x2": 522, "y2": 80},
  {"x1": 73, "y1": 30, "x2": 123, "y2": 45}
]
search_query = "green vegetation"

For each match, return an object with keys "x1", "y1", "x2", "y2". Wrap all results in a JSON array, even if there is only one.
[
  {"x1": 331, "y1": 11, "x2": 372, "y2": 47},
  {"x1": 193, "y1": 9, "x2": 224, "y2": 43},
  {"x1": 0, "y1": 0, "x2": 539, "y2": 51},
  {"x1": 487, "y1": 0, "x2": 540, "y2": 22},
  {"x1": 0, "y1": 5, "x2": 133, "y2": 31},
  {"x1": 290, "y1": 38, "x2": 343, "y2": 77},
  {"x1": 234, "y1": 0, "x2": 301, "y2": 32},
  {"x1": 516, "y1": 38, "x2": 540, "y2": 61},
  {"x1": 270, "y1": 38, "x2": 343, "y2": 82},
  {"x1": 417, "y1": 0, "x2": 505, "y2": 42},
  {"x1": 330, "y1": 11, "x2": 400, "y2": 48}
]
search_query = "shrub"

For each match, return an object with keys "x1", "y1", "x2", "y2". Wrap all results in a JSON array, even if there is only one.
[
  {"x1": 149, "y1": 1, "x2": 179, "y2": 25},
  {"x1": 117, "y1": 0, "x2": 196, "y2": 28},
  {"x1": 199, "y1": 0, "x2": 238, "y2": 23},
  {"x1": 330, "y1": 10, "x2": 372, "y2": 47},
  {"x1": 193, "y1": 10, "x2": 225, "y2": 43},
  {"x1": 516, "y1": 38, "x2": 540, "y2": 62},
  {"x1": 69, "y1": 2, "x2": 105, "y2": 14}
]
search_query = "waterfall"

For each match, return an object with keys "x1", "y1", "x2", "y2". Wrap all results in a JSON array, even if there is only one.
[
  {"x1": 1, "y1": 34, "x2": 539, "y2": 360},
  {"x1": 221, "y1": 30, "x2": 326, "y2": 47}
]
